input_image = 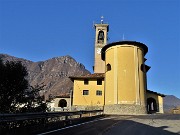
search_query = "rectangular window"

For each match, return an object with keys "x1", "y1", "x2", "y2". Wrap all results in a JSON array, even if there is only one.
[
  {"x1": 84, "y1": 79, "x2": 89, "y2": 85},
  {"x1": 83, "y1": 90, "x2": 89, "y2": 95},
  {"x1": 96, "y1": 90, "x2": 102, "y2": 96},
  {"x1": 97, "y1": 79, "x2": 102, "y2": 85}
]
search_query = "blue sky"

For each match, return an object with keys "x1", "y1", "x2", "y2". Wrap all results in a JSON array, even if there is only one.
[{"x1": 0, "y1": 0, "x2": 180, "y2": 98}]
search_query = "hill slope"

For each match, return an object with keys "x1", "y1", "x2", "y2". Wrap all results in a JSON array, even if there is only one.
[
  {"x1": 0, "y1": 54, "x2": 90, "y2": 99},
  {"x1": 163, "y1": 95, "x2": 180, "y2": 112}
]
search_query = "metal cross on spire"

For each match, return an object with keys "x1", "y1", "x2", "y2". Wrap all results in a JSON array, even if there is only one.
[
  {"x1": 122, "y1": 34, "x2": 125, "y2": 40},
  {"x1": 101, "y1": 16, "x2": 104, "y2": 24}
]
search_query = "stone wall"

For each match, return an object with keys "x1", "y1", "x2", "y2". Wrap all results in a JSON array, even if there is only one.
[
  {"x1": 72, "y1": 105, "x2": 103, "y2": 111},
  {"x1": 104, "y1": 104, "x2": 147, "y2": 115}
]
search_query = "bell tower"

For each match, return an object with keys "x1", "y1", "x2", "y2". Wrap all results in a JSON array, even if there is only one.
[{"x1": 93, "y1": 16, "x2": 109, "y2": 73}]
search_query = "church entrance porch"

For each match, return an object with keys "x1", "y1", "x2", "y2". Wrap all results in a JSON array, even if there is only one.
[{"x1": 147, "y1": 97, "x2": 157, "y2": 114}]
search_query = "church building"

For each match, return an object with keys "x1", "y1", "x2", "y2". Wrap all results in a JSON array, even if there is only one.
[{"x1": 70, "y1": 18, "x2": 165, "y2": 115}]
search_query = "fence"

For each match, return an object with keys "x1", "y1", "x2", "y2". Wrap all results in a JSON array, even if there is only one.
[{"x1": 0, "y1": 110, "x2": 103, "y2": 135}]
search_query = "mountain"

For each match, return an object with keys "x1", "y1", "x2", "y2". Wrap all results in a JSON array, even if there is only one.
[
  {"x1": 163, "y1": 95, "x2": 180, "y2": 113},
  {"x1": 0, "y1": 54, "x2": 90, "y2": 99}
]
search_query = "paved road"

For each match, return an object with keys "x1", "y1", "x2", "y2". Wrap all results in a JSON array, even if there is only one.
[{"x1": 38, "y1": 114, "x2": 180, "y2": 135}]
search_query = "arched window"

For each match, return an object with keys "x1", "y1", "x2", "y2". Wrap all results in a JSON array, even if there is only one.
[
  {"x1": 106, "y1": 63, "x2": 111, "y2": 71},
  {"x1": 58, "y1": 99, "x2": 67, "y2": 108},
  {"x1": 147, "y1": 97, "x2": 157, "y2": 113},
  {"x1": 98, "y1": 31, "x2": 104, "y2": 43}
]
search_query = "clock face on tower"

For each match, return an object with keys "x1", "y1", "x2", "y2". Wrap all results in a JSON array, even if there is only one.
[{"x1": 97, "y1": 48, "x2": 102, "y2": 54}]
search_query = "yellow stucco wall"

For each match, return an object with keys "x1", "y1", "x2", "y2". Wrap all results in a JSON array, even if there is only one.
[
  {"x1": 105, "y1": 47, "x2": 115, "y2": 104},
  {"x1": 104, "y1": 45, "x2": 146, "y2": 105},
  {"x1": 72, "y1": 79, "x2": 104, "y2": 106}
]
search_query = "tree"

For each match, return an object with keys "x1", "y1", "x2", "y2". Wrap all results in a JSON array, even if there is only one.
[
  {"x1": 0, "y1": 59, "x2": 48, "y2": 113},
  {"x1": 21, "y1": 84, "x2": 48, "y2": 113}
]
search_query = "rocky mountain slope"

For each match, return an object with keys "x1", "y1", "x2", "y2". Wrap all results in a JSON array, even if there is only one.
[
  {"x1": 163, "y1": 95, "x2": 180, "y2": 113},
  {"x1": 0, "y1": 54, "x2": 90, "y2": 99}
]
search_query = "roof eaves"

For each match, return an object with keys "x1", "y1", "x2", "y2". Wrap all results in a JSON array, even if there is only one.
[{"x1": 147, "y1": 90, "x2": 165, "y2": 97}]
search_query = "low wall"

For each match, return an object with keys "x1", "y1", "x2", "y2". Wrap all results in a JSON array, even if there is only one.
[
  {"x1": 72, "y1": 105, "x2": 103, "y2": 111},
  {"x1": 104, "y1": 104, "x2": 147, "y2": 115},
  {"x1": 0, "y1": 110, "x2": 103, "y2": 135}
]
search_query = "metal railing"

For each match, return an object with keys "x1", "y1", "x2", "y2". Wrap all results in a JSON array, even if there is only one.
[{"x1": 0, "y1": 110, "x2": 103, "y2": 134}]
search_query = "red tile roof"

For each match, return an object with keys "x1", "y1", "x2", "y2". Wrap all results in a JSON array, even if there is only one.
[{"x1": 69, "y1": 73, "x2": 104, "y2": 80}]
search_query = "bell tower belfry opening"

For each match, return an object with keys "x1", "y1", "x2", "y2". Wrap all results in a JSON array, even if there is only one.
[{"x1": 93, "y1": 16, "x2": 109, "y2": 73}]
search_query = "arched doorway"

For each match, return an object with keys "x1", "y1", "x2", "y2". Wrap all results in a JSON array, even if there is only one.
[
  {"x1": 58, "y1": 99, "x2": 67, "y2": 108},
  {"x1": 147, "y1": 97, "x2": 157, "y2": 113}
]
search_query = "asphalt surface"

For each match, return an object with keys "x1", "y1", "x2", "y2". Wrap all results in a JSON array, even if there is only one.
[{"x1": 38, "y1": 114, "x2": 180, "y2": 135}]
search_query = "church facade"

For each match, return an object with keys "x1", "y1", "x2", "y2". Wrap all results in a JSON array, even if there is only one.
[{"x1": 70, "y1": 20, "x2": 164, "y2": 114}]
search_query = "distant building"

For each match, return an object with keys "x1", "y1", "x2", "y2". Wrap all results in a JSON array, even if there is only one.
[
  {"x1": 172, "y1": 107, "x2": 180, "y2": 114},
  {"x1": 48, "y1": 95, "x2": 71, "y2": 111},
  {"x1": 69, "y1": 18, "x2": 165, "y2": 114}
]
